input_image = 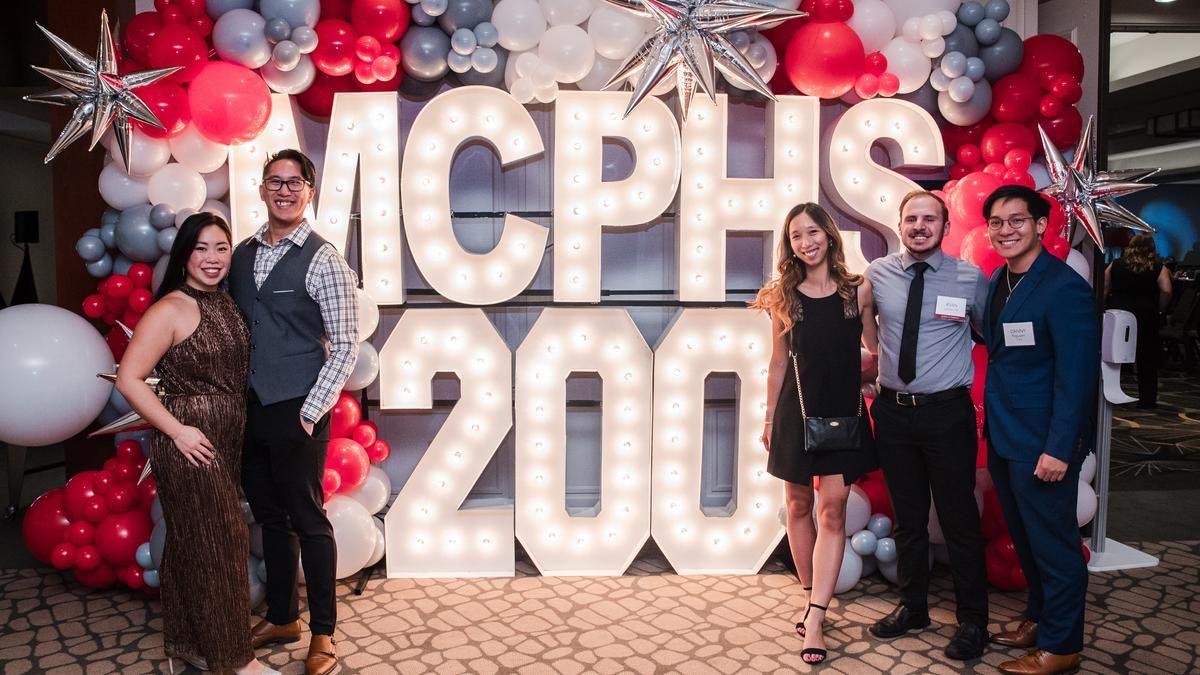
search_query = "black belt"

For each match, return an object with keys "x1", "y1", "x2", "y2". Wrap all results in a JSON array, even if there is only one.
[{"x1": 879, "y1": 386, "x2": 968, "y2": 408}]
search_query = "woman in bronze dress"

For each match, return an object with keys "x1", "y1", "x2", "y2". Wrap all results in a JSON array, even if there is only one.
[{"x1": 117, "y1": 213, "x2": 276, "y2": 675}]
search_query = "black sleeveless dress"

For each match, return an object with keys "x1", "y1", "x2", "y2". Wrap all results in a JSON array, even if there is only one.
[{"x1": 767, "y1": 289, "x2": 877, "y2": 486}]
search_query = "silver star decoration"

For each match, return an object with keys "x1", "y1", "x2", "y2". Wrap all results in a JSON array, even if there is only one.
[
  {"x1": 90, "y1": 321, "x2": 161, "y2": 484},
  {"x1": 1038, "y1": 115, "x2": 1158, "y2": 251},
  {"x1": 603, "y1": 0, "x2": 804, "y2": 121},
  {"x1": 24, "y1": 10, "x2": 180, "y2": 172}
]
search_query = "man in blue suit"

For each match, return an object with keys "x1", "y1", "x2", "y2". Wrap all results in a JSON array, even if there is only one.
[{"x1": 981, "y1": 185, "x2": 1099, "y2": 675}]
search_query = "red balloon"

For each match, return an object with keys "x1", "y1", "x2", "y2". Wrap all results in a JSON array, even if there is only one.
[
  {"x1": 785, "y1": 21, "x2": 865, "y2": 99},
  {"x1": 991, "y1": 73, "x2": 1041, "y2": 123},
  {"x1": 139, "y1": 476, "x2": 159, "y2": 508},
  {"x1": 146, "y1": 24, "x2": 208, "y2": 84},
  {"x1": 326, "y1": 438, "x2": 370, "y2": 493},
  {"x1": 92, "y1": 470, "x2": 115, "y2": 495},
  {"x1": 355, "y1": 71, "x2": 402, "y2": 92},
  {"x1": 876, "y1": 72, "x2": 899, "y2": 97},
  {"x1": 1043, "y1": 194, "x2": 1068, "y2": 242},
  {"x1": 854, "y1": 73, "x2": 879, "y2": 99},
  {"x1": 121, "y1": 309, "x2": 143, "y2": 330},
  {"x1": 948, "y1": 163, "x2": 971, "y2": 181},
  {"x1": 124, "y1": 11, "x2": 163, "y2": 64},
  {"x1": 980, "y1": 122, "x2": 1036, "y2": 164},
  {"x1": 153, "y1": 0, "x2": 173, "y2": 12},
  {"x1": 95, "y1": 511, "x2": 153, "y2": 567},
  {"x1": 106, "y1": 485, "x2": 138, "y2": 514},
  {"x1": 987, "y1": 534, "x2": 1019, "y2": 564},
  {"x1": 51, "y1": 542, "x2": 78, "y2": 570},
  {"x1": 864, "y1": 51, "x2": 887, "y2": 76},
  {"x1": 942, "y1": 118, "x2": 991, "y2": 156},
  {"x1": 980, "y1": 489, "x2": 1008, "y2": 541},
  {"x1": 127, "y1": 262, "x2": 154, "y2": 289},
  {"x1": 313, "y1": 20, "x2": 359, "y2": 77},
  {"x1": 1038, "y1": 93, "x2": 1063, "y2": 119},
  {"x1": 22, "y1": 488, "x2": 71, "y2": 563},
  {"x1": 188, "y1": 62, "x2": 272, "y2": 145},
  {"x1": 116, "y1": 440, "x2": 143, "y2": 463},
  {"x1": 355, "y1": 35, "x2": 382, "y2": 62},
  {"x1": 1081, "y1": 541, "x2": 1091, "y2": 563},
  {"x1": 983, "y1": 162, "x2": 1005, "y2": 177},
  {"x1": 160, "y1": 6, "x2": 187, "y2": 26},
  {"x1": 296, "y1": 71, "x2": 359, "y2": 119},
  {"x1": 82, "y1": 294, "x2": 106, "y2": 319},
  {"x1": 1049, "y1": 74, "x2": 1082, "y2": 105},
  {"x1": 366, "y1": 438, "x2": 391, "y2": 463},
  {"x1": 1019, "y1": 34, "x2": 1084, "y2": 84},
  {"x1": 177, "y1": 0, "x2": 207, "y2": 19},
  {"x1": 1035, "y1": 105, "x2": 1083, "y2": 150},
  {"x1": 1003, "y1": 148, "x2": 1032, "y2": 171},
  {"x1": 1002, "y1": 169, "x2": 1035, "y2": 189},
  {"x1": 949, "y1": 171, "x2": 1004, "y2": 231},
  {"x1": 1008, "y1": 564, "x2": 1028, "y2": 591},
  {"x1": 110, "y1": 459, "x2": 139, "y2": 484},
  {"x1": 67, "y1": 521, "x2": 96, "y2": 546},
  {"x1": 188, "y1": 14, "x2": 214, "y2": 38},
  {"x1": 74, "y1": 561, "x2": 117, "y2": 589},
  {"x1": 372, "y1": 55, "x2": 398, "y2": 82},
  {"x1": 322, "y1": 468, "x2": 342, "y2": 503},
  {"x1": 971, "y1": 343, "x2": 988, "y2": 402},
  {"x1": 762, "y1": 18, "x2": 805, "y2": 94},
  {"x1": 351, "y1": 423, "x2": 377, "y2": 448},
  {"x1": 63, "y1": 472, "x2": 99, "y2": 520},
  {"x1": 857, "y1": 478, "x2": 893, "y2": 520},
  {"x1": 322, "y1": 0, "x2": 355, "y2": 20},
  {"x1": 354, "y1": 60, "x2": 377, "y2": 85},
  {"x1": 105, "y1": 274, "x2": 133, "y2": 299},
  {"x1": 82, "y1": 496, "x2": 110, "y2": 524},
  {"x1": 352, "y1": 0, "x2": 410, "y2": 42},
  {"x1": 132, "y1": 81, "x2": 191, "y2": 139},
  {"x1": 961, "y1": 226, "x2": 1005, "y2": 277},
  {"x1": 808, "y1": 0, "x2": 854, "y2": 22},
  {"x1": 74, "y1": 544, "x2": 103, "y2": 572},
  {"x1": 380, "y1": 43, "x2": 400, "y2": 63},
  {"x1": 330, "y1": 392, "x2": 363, "y2": 439},
  {"x1": 956, "y1": 143, "x2": 981, "y2": 168},
  {"x1": 986, "y1": 551, "x2": 1024, "y2": 591}
]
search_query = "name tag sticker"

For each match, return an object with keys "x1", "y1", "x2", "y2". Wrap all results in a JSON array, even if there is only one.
[
  {"x1": 1003, "y1": 321, "x2": 1036, "y2": 347},
  {"x1": 935, "y1": 295, "x2": 968, "y2": 321}
]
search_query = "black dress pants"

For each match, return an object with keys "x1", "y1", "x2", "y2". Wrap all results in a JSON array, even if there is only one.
[
  {"x1": 243, "y1": 391, "x2": 336, "y2": 635},
  {"x1": 873, "y1": 388, "x2": 988, "y2": 628}
]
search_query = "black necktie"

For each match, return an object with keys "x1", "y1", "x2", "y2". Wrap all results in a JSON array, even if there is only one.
[{"x1": 898, "y1": 262, "x2": 928, "y2": 384}]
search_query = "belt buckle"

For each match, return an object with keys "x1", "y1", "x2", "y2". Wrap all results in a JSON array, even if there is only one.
[{"x1": 895, "y1": 391, "x2": 917, "y2": 407}]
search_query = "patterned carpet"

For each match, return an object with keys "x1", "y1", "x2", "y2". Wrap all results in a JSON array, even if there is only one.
[
  {"x1": 1110, "y1": 369, "x2": 1200, "y2": 488},
  {"x1": 3, "y1": 540, "x2": 1199, "y2": 674}
]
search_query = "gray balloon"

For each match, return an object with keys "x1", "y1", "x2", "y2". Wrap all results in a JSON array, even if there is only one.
[
  {"x1": 898, "y1": 81, "x2": 939, "y2": 117},
  {"x1": 150, "y1": 518, "x2": 166, "y2": 568},
  {"x1": 940, "y1": 51, "x2": 967, "y2": 78},
  {"x1": 400, "y1": 26, "x2": 452, "y2": 81},
  {"x1": 255, "y1": 557, "x2": 269, "y2": 584},
  {"x1": 101, "y1": 208, "x2": 120, "y2": 228},
  {"x1": 471, "y1": 47, "x2": 498, "y2": 74},
  {"x1": 86, "y1": 253, "x2": 113, "y2": 278},
  {"x1": 456, "y1": 46, "x2": 507, "y2": 87},
  {"x1": 206, "y1": 0, "x2": 254, "y2": 19},
  {"x1": 965, "y1": 56, "x2": 986, "y2": 82},
  {"x1": 943, "y1": 24, "x2": 979, "y2": 59},
  {"x1": 421, "y1": 0, "x2": 449, "y2": 17},
  {"x1": 979, "y1": 28, "x2": 1024, "y2": 81},
  {"x1": 261, "y1": 55, "x2": 317, "y2": 94},
  {"x1": 451, "y1": 28, "x2": 477, "y2": 55},
  {"x1": 411, "y1": 5, "x2": 437, "y2": 27},
  {"x1": 474, "y1": 22, "x2": 498, "y2": 48},
  {"x1": 438, "y1": 0, "x2": 493, "y2": 33},
  {"x1": 974, "y1": 18, "x2": 1001, "y2": 46},
  {"x1": 113, "y1": 254, "x2": 134, "y2": 276},
  {"x1": 108, "y1": 385, "x2": 132, "y2": 415},
  {"x1": 76, "y1": 235, "x2": 107, "y2": 262},
  {"x1": 957, "y1": 1, "x2": 985, "y2": 28},
  {"x1": 985, "y1": 0, "x2": 1010, "y2": 22},
  {"x1": 265, "y1": 17, "x2": 292, "y2": 43},
  {"x1": 152, "y1": 256, "x2": 170, "y2": 293},
  {"x1": 84, "y1": 227, "x2": 102, "y2": 239},
  {"x1": 143, "y1": 569, "x2": 160, "y2": 588},
  {"x1": 157, "y1": 226, "x2": 178, "y2": 253},
  {"x1": 260, "y1": 0, "x2": 320, "y2": 28},
  {"x1": 272, "y1": 40, "x2": 302, "y2": 71},
  {"x1": 150, "y1": 496, "x2": 164, "y2": 524},
  {"x1": 290, "y1": 25, "x2": 318, "y2": 54},
  {"x1": 213, "y1": 8, "x2": 272, "y2": 69},
  {"x1": 937, "y1": 79, "x2": 992, "y2": 126},
  {"x1": 116, "y1": 204, "x2": 161, "y2": 262},
  {"x1": 149, "y1": 203, "x2": 176, "y2": 229},
  {"x1": 99, "y1": 221, "x2": 117, "y2": 248},
  {"x1": 136, "y1": 542, "x2": 153, "y2": 569},
  {"x1": 248, "y1": 556, "x2": 267, "y2": 608}
]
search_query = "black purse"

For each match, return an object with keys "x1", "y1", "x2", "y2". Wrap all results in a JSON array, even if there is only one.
[{"x1": 791, "y1": 350, "x2": 863, "y2": 453}]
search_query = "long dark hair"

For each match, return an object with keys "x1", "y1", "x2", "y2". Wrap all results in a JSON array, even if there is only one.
[
  {"x1": 154, "y1": 213, "x2": 233, "y2": 302},
  {"x1": 1123, "y1": 234, "x2": 1159, "y2": 274}
]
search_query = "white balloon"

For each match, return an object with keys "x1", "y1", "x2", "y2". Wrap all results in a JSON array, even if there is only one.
[
  {"x1": 98, "y1": 162, "x2": 150, "y2": 210},
  {"x1": 948, "y1": 75, "x2": 976, "y2": 103},
  {"x1": 901, "y1": 17, "x2": 921, "y2": 42},
  {"x1": 364, "y1": 527, "x2": 385, "y2": 567},
  {"x1": 203, "y1": 166, "x2": 231, "y2": 200},
  {"x1": 1080, "y1": 452, "x2": 1097, "y2": 484},
  {"x1": 534, "y1": 81, "x2": 559, "y2": 103},
  {"x1": 348, "y1": 465, "x2": 392, "y2": 515},
  {"x1": 492, "y1": 0, "x2": 547, "y2": 52},
  {"x1": 1076, "y1": 482, "x2": 1098, "y2": 527},
  {"x1": 834, "y1": 541, "x2": 864, "y2": 594},
  {"x1": 936, "y1": 9, "x2": 958, "y2": 34},
  {"x1": 325, "y1": 495, "x2": 376, "y2": 579},
  {"x1": 724, "y1": 35, "x2": 777, "y2": 91},
  {"x1": 0, "y1": 305, "x2": 113, "y2": 446},
  {"x1": 879, "y1": 558, "x2": 899, "y2": 583},
  {"x1": 539, "y1": 0, "x2": 593, "y2": 26},
  {"x1": 510, "y1": 76, "x2": 535, "y2": 103},
  {"x1": 343, "y1": 341, "x2": 380, "y2": 391},
  {"x1": 587, "y1": 4, "x2": 648, "y2": 61},
  {"x1": 921, "y1": 36, "x2": 946, "y2": 59},
  {"x1": 846, "y1": 0, "x2": 897, "y2": 54},
  {"x1": 883, "y1": 0, "x2": 961, "y2": 26},
  {"x1": 201, "y1": 199, "x2": 232, "y2": 224},
  {"x1": 881, "y1": 37, "x2": 933, "y2": 94},
  {"x1": 110, "y1": 129, "x2": 171, "y2": 177},
  {"x1": 538, "y1": 25, "x2": 595, "y2": 83},
  {"x1": 575, "y1": 55, "x2": 622, "y2": 91},
  {"x1": 1066, "y1": 249, "x2": 1093, "y2": 285},
  {"x1": 169, "y1": 124, "x2": 230, "y2": 174},
  {"x1": 357, "y1": 288, "x2": 380, "y2": 339},
  {"x1": 920, "y1": 14, "x2": 944, "y2": 40},
  {"x1": 148, "y1": 163, "x2": 207, "y2": 213},
  {"x1": 261, "y1": 55, "x2": 317, "y2": 95},
  {"x1": 846, "y1": 485, "x2": 871, "y2": 534}
]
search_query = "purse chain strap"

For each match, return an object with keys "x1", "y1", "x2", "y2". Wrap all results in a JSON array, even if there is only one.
[{"x1": 790, "y1": 350, "x2": 863, "y2": 421}]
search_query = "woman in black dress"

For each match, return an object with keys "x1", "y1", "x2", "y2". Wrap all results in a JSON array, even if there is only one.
[
  {"x1": 752, "y1": 203, "x2": 878, "y2": 665},
  {"x1": 1105, "y1": 234, "x2": 1173, "y2": 407}
]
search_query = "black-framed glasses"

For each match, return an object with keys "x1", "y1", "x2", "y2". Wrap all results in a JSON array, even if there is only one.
[
  {"x1": 986, "y1": 215, "x2": 1033, "y2": 231},
  {"x1": 263, "y1": 177, "x2": 311, "y2": 192}
]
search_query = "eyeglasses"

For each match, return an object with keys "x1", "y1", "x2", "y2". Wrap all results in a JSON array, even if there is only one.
[
  {"x1": 986, "y1": 215, "x2": 1033, "y2": 231},
  {"x1": 263, "y1": 177, "x2": 310, "y2": 192}
]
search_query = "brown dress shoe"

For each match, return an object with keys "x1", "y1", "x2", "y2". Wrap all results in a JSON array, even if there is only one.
[
  {"x1": 250, "y1": 618, "x2": 302, "y2": 649},
  {"x1": 998, "y1": 649, "x2": 1082, "y2": 675},
  {"x1": 306, "y1": 635, "x2": 339, "y2": 675},
  {"x1": 992, "y1": 619, "x2": 1038, "y2": 648}
]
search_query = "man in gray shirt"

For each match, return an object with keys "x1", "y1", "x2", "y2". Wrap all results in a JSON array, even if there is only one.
[{"x1": 861, "y1": 190, "x2": 991, "y2": 661}]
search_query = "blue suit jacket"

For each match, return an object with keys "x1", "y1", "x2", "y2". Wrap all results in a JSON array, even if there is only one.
[{"x1": 983, "y1": 249, "x2": 1100, "y2": 464}]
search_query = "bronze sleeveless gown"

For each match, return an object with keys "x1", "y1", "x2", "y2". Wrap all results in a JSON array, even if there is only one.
[{"x1": 150, "y1": 286, "x2": 253, "y2": 670}]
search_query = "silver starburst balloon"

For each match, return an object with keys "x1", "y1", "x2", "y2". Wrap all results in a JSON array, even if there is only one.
[
  {"x1": 1038, "y1": 115, "x2": 1158, "y2": 251},
  {"x1": 24, "y1": 10, "x2": 180, "y2": 172},
  {"x1": 603, "y1": 0, "x2": 804, "y2": 120}
]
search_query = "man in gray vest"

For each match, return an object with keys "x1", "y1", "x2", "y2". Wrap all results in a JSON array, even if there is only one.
[{"x1": 230, "y1": 149, "x2": 359, "y2": 675}]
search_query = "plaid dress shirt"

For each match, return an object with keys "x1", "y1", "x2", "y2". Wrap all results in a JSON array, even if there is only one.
[{"x1": 250, "y1": 220, "x2": 359, "y2": 423}]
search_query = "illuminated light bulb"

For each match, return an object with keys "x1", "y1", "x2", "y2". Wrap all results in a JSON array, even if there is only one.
[
  {"x1": 572, "y1": 175, "x2": 582, "y2": 184},
  {"x1": 608, "y1": 112, "x2": 617, "y2": 121},
  {"x1": 608, "y1": 532, "x2": 616, "y2": 539},
  {"x1": 341, "y1": 152, "x2": 349, "y2": 160},
  {"x1": 680, "y1": 527, "x2": 688, "y2": 534},
  {"x1": 672, "y1": 368, "x2": 681, "y2": 376},
  {"x1": 251, "y1": 210, "x2": 260, "y2": 219},
  {"x1": 402, "y1": 360, "x2": 412, "y2": 368},
  {"x1": 572, "y1": 142, "x2": 582, "y2": 151},
  {"x1": 652, "y1": 157, "x2": 662, "y2": 166},
  {"x1": 572, "y1": 207, "x2": 581, "y2": 216},
  {"x1": 572, "y1": 112, "x2": 581, "y2": 121},
  {"x1": 864, "y1": 119, "x2": 873, "y2": 128},
  {"x1": 696, "y1": 147, "x2": 704, "y2": 156},
  {"x1": 571, "y1": 275, "x2": 581, "y2": 285},
  {"x1": 672, "y1": 402, "x2": 680, "y2": 410},
  {"x1": 852, "y1": 176, "x2": 861, "y2": 185},
  {"x1": 602, "y1": 198, "x2": 610, "y2": 208},
  {"x1": 637, "y1": 191, "x2": 645, "y2": 200},
  {"x1": 787, "y1": 183, "x2": 795, "y2": 192},
  {"x1": 695, "y1": 244, "x2": 704, "y2": 254},
  {"x1": 756, "y1": 502, "x2": 764, "y2": 509},
  {"x1": 419, "y1": 336, "x2": 429, "y2": 345},
  {"x1": 727, "y1": 199, "x2": 735, "y2": 208},
  {"x1": 697, "y1": 112, "x2": 706, "y2": 121},
  {"x1": 248, "y1": 144, "x2": 257, "y2": 153},
  {"x1": 376, "y1": 143, "x2": 385, "y2": 152},
  {"x1": 379, "y1": 243, "x2": 389, "y2": 253},
  {"x1": 484, "y1": 114, "x2": 494, "y2": 123},
  {"x1": 841, "y1": 144, "x2": 849, "y2": 153},
  {"x1": 786, "y1": 148, "x2": 795, "y2": 158},
  {"x1": 427, "y1": 142, "x2": 437, "y2": 152},
  {"x1": 470, "y1": 423, "x2": 480, "y2": 432},
  {"x1": 335, "y1": 184, "x2": 345, "y2": 193},
  {"x1": 623, "y1": 371, "x2": 633, "y2": 381},
  {"x1": 747, "y1": 341, "x2": 756, "y2": 351},
  {"x1": 379, "y1": 209, "x2": 387, "y2": 217}
]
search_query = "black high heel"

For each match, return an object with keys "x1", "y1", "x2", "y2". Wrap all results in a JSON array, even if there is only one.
[
  {"x1": 794, "y1": 586, "x2": 813, "y2": 637},
  {"x1": 800, "y1": 603, "x2": 828, "y2": 665}
]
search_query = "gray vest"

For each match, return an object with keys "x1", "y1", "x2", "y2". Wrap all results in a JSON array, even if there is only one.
[{"x1": 230, "y1": 232, "x2": 328, "y2": 406}]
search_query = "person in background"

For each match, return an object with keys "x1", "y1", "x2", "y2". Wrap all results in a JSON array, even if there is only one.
[
  {"x1": 1106, "y1": 234, "x2": 1173, "y2": 408},
  {"x1": 117, "y1": 213, "x2": 277, "y2": 675},
  {"x1": 981, "y1": 185, "x2": 1099, "y2": 675},
  {"x1": 753, "y1": 203, "x2": 878, "y2": 666}
]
